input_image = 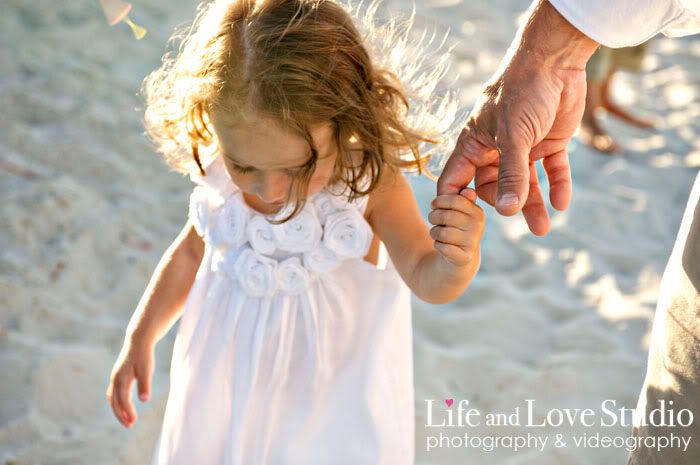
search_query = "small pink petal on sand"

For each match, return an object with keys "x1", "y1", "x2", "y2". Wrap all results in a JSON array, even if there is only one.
[{"x1": 100, "y1": 0, "x2": 132, "y2": 26}]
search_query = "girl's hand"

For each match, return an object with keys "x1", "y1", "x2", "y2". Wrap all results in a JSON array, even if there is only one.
[
  {"x1": 428, "y1": 188, "x2": 485, "y2": 267},
  {"x1": 106, "y1": 335, "x2": 155, "y2": 428}
]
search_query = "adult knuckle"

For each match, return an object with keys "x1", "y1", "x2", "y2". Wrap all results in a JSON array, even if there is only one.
[
  {"x1": 456, "y1": 126, "x2": 476, "y2": 154},
  {"x1": 498, "y1": 167, "x2": 525, "y2": 187}
]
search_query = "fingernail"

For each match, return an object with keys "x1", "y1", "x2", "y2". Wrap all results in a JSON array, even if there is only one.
[
  {"x1": 139, "y1": 393, "x2": 147, "y2": 401},
  {"x1": 497, "y1": 193, "x2": 519, "y2": 208}
]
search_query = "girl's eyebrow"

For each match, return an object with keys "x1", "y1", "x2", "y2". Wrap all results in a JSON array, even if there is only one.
[{"x1": 221, "y1": 148, "x2": 318, "y2": 169}]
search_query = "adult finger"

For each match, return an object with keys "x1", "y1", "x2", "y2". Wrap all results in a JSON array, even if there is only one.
[
  {"x1": 495, "y1": 128, "x2": 531, "y2": 216},
  {"x1": 474, "y1": 163, "x2": 499, "y2": 206},
  {"x1": 541, "y1": 148, "x2": 572, "y2": 211},
  {"x1": 521, "y1": 162, "x2": 550, "y2": 236},
  {"x1": 437, "y1": 127, "x2": 487, "y2": 196}
]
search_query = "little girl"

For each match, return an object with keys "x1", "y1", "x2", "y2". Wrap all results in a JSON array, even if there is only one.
[{"x1": 106, "y1": 0, "x2": 484, "y2": 463}]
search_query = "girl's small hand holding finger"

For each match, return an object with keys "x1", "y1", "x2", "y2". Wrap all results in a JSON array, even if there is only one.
[{"x1": 428, "y1": 189, "x2": 485, "y2": 268}]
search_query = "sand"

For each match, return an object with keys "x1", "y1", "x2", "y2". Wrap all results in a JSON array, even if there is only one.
[{"x1": 1, "y1": 0, "x2": 698, "y2": 464}]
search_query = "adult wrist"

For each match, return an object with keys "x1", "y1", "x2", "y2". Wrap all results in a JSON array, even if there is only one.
[{"x1": 517, "y1": 0, "x2": 599, "y2": 70}]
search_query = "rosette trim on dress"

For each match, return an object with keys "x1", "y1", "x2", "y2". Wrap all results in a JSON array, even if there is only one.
[{"x1": 188, "y1": 167, "x2": 373, "y2": 298}]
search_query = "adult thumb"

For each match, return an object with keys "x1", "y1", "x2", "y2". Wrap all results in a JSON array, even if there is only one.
[{"x1": 495, "y1": 136, "x2": 530, "y2": 216}]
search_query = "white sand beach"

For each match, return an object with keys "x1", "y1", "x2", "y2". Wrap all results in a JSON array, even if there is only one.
[{"x1": 1, "y1": 0, "x2": 698, "y2": 464}]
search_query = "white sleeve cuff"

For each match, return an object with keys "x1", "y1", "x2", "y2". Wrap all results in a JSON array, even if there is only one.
[{"x1": 547, "y1": 0, "x2": 688, "y2": 48}]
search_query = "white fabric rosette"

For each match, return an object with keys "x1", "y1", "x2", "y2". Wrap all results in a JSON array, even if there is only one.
[
  {"x1": 211, "y1": 247, "x2": 245, "y2": 277},
  {"x1": 303, "y1": 243, "x2": 341, "y2": 273},
  {"x1": 313, "y1": 192, "x2": 347, "y2": 225},
  {"x1": 246, "y1": 215, "x2": 277, "y2": 255},
  {"x1": 271, "y1": 209, "x2": 322, "y2": 253},
  {"x1": 276, "y1": 257, "x2": 311, "y2": 295},
  {"x1": 233, "y1": 247, "x2": 278, "y2": 297},
  {"x1": 211, "y1": 194, "x2": 250, "y2": 248},
  {"x1": 188, "y1": 186, "x2": 210, "y2": 237},
  {"x1": 323, "y1": 209, "x2": 373, "y2": 258}
]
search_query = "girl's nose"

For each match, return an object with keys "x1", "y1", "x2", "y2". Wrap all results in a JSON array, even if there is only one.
[{"x1": 254, "y1": 171, "x2": 290, "y2": 203}]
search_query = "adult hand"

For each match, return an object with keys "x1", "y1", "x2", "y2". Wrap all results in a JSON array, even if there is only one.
[{"x1": 437, "y1": 0, "x2": 599, "y2": 236}]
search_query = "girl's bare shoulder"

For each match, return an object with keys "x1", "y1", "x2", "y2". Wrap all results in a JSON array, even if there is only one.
[{"x1": 364, "y1": 163, "x2": 412, "y2": 223}]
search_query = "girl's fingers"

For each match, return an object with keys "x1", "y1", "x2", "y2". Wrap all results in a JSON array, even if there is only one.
[
  {"x1": 459, "y1": 187, "x2": 478, "y2": 202},
  {"x1": 428, "y1": 208, "x2": 485, "y2": 241},
  {"x1": 428, "y1": 209, "x2": 475, "y2": 231},
  {"x1": 433, "y1": 241, "x2": 472, "y2": 267},
  {"x1": 109, "y1": 378, "x2": 129, "y2": 427},
  {"x1": 431, "y1": 194, "x2": 483, "y2": 217},
  {"x1": 116, "y1": 373, "x2": 137, "y2": 427},
  {"x1": 429, "y1": 225, "x2": 476, "y2": 247}
]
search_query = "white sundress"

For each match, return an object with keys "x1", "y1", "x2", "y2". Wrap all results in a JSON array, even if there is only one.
[{"x1": 149, "y1": 155, "x2": 415, "y2": 465}]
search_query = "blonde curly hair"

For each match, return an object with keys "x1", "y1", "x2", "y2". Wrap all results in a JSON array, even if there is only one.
[{"x1": 142, "y1": 0, "x2": 463, "y2": 223}]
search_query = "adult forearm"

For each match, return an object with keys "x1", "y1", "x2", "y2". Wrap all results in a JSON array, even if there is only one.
[
  {"x1": 125, "y1": 237, "x2": 202, "y2": 346},
  {"x1": 412, "y1": 249, "x2": 480, "y2": 305}
]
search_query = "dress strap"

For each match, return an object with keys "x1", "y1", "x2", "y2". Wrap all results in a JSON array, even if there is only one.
[{"x1": 324, "y1": 168, "x2": 372, "y2": 216}]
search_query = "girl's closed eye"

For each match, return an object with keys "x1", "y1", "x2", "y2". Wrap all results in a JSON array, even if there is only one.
[
  {"x1": 232, "y1": 163, "x2": 255, "y2": 174},
  {"x1": 233, "y1": 164, "x2": 303, "y2": 177},
  {"x1": 284, "y1": 166, "x2": 305, "y2": 176}
]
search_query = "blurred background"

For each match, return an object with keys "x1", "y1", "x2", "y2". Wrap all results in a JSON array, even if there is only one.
[{"x1": 1, "y1": 0, "x2": 698, "y2": 464}]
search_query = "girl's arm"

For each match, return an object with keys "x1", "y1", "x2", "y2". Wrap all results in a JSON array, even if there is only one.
[
  {"x1": 124, "y1": 220, "x2": 205, "y2": 346},
  {"x1": 366, "y1": 167, "x2": 484, "y2": 305}
]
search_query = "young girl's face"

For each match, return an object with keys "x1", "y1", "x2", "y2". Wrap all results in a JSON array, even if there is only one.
[{"x1": 209, "y1": 108, "x2": 338, "y2": 211}]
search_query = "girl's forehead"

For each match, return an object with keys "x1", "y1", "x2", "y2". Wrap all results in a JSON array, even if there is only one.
[{"x1": 209, "y1": 108, "x2": 335, "y2": 168}]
